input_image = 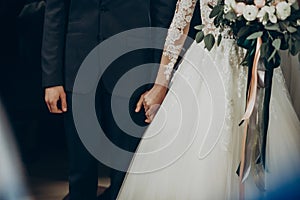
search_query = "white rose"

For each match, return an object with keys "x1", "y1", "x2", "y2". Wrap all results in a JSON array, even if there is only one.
[
  {"x1": 234, "y1": 2, "x2": 246, "y2": 16},
  {"x1": 257, "y1": 8, "x2": 266, "y2": 19},
  {"x1": 276, "y1": 2, "x2": 291, "y2": 20},
  {"x1": 265, "y1": 6, "x2": 275, "y2": 15},
  {"x1": 254, "y1": 0, "x2": 266, "y2": 8},
  {"x1": 257, "y1": 6, "x2": 277, "y2": 24},
  {"x1": 269, "y1": 14, "x2": 278, "y2": 23},
  {"x1": 243, "y1": 5, "x2": 259, "y2": 21},
  {"x1": 257, "y1": 9, "x2": 266, "y2": 24},
  {"x1": 224, "y1": 5, "x2": 231, "y2": 14}
]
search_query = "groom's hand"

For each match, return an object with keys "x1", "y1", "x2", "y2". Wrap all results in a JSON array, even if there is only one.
[{"x1": 45, "y1": 86, "x2": 67, "y2": 113}]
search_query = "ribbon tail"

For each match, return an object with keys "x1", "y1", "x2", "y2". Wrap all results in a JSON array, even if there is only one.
[
  {"x1": 240, "y1": 37, "x2": 262, "y2": 123},
  {"x1": 261, "y1": 69, "x2": 274, "y2": 168},
  {"x1": 239, "y1": 37, "x2": 263, "y2": 199}
]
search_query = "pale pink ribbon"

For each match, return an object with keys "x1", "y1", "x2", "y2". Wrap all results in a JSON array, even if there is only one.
[{"x1": 239, "y1": 37, "x2": 263, "y2": 200}]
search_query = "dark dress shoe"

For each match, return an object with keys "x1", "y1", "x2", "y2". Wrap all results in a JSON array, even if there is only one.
[{"x1": 97, "y1": 187, "x2": 112, "y2": 200}]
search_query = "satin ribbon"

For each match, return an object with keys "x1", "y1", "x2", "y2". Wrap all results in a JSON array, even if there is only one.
[
  {"x1": 239, "y1": 37, "x2": 264, "y2": 200},
  {"x1": 240, "y1": 37, "x2": 262, "y2": 124}
]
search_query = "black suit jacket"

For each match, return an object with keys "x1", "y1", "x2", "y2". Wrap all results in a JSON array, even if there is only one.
[{"x1": 41, "y1": 0, "x2": 179, "y2": 93}]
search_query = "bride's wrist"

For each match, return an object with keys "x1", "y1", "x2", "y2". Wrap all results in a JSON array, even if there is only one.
[{"x1": 153, "y1": 84, "x2": 168, "y2": 92}]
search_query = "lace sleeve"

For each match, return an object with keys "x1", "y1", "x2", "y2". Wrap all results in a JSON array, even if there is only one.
[{"x1": 155, "y1": 0, "x2": 197, "y2": 86}]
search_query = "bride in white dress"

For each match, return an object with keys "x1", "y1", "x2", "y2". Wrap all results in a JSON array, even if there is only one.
[{"x1": 117, "y1": 0, "x2": 300, "y2": 199}]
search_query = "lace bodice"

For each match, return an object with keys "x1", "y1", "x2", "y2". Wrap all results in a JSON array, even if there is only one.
[
  {"x1": 161, "y1": 0, "x2": 220, "y2": 81},
  {"x1": 199, "y1": 0, "x2": 219, "y2": 35}
]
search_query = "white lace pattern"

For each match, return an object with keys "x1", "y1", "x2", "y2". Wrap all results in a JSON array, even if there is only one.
[{"x1": 163, "y1": 0, "x2": 197, "y2": 80}]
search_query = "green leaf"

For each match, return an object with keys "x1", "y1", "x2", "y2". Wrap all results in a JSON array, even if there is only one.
[
  {"x1": 264, "y1": 24, "x2": 280, "y2": 31},
  {"x1": 195, "y1": 31, "x2": 205, "y2": 43},
  {"x1": 288, "y1": 37, "x2": 297, "y2": 55},
  {"x1": 194, "y1": 24, "x2": 205, "y2": 31},
  {"x1": 240, "y1": 51, "x2": 250, "y2": 66},
  {"x1": 204, "y1": 34, "x2": 215, "y2": 51},
  {"x1": 208, "y1": 3, "x2": 214, "y2": 10},
  {"x1": 240, "y1": 56, "x2": 248, "y2": 66},
  {"x1": 272, "y1": 39, "x2": 281, "y2": 50},
  {"x1": 224, "y1": 11, "x2": 237, "y2": 21},
  {"x1": 281, "y1": 34, "x2": 289, "y2": 50},
  {"x1": 237, "y1": 26, "x2": 252, "y2": 38},
  {"x1": 246, "y1": 31, "x2": 263, "y2": 40},
  {"x1": 209, "y1": 5, "x2": 223, "y2": 19},
  {"x1": 292, "y1": 2, "x2": 299, "y2": 10},
  {"x1": 287, "y1": 26, "x2": 297, "y2": 33},
  {"x1": 268, "y1": 49, "x2": 277, "y2": 62},
  {"x1": 217, "y1": 34, "x2": 222, "y2": 46},
  {"x1": 213, "y1": 13, "x2": 222, "y2": 27},
  {"x1": 217, "y1": 0, "x2": 223, "y2": 5}
]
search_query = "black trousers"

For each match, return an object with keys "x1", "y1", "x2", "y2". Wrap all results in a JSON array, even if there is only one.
[{"x1": 64, "y1": 84, "x2": 148, "y2": 200}]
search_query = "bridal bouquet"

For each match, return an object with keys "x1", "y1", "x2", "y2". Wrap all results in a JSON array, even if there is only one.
[
  {"x1": 196, "y1": 0, "x2": 300, "y2": 63},
  {"x1": 195, "y1": 0, "x2": 300, "y2": 192}
]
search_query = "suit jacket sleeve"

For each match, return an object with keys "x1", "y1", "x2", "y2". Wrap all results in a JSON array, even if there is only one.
[{"x1": 41, "y1": 0, "x2": 69, "y2": 88}]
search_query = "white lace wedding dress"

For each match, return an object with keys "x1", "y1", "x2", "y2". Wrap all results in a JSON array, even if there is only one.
[{"x1": 117, "y1": 0, "x2": 300, "y2": 199}]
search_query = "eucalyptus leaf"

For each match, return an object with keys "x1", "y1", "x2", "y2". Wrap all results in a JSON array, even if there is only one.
[
  {"x1": 237, "y1": 26, "x2": 252, "y2": 38},
  {"x1": 278, "y1": 21, "x2": 287, "y2": 31},
  {"x1": 287, "y1": 26, "x2": 297, "y2": 33},
  {"x1": 292, "y1": 2, "x2": 299, "y2": 10},
  {"x1": 272, "y1": 39, "x2": 281, "y2": 50},
  {"x1": 240, "y1": 56, "x2": 248, "y2": 66},
  {"x1": 224, "y1": 11, "x2": 237, "y2": 21},
  {"x1": 217, "y1": 34, "x2": 222, "y2": 46},
  {"x1": 204, "y1": 34, "x2": 215, "y2": 51},
  {"x1": 195, "y1": 31, "x2": 205, "y2": 43},
  {"x1": 208, "y1": 3, "x2": 214, "y2": 9},
  {"x1": 194, "y1": 24, "x2": 205, "y2": 31},
  {"x1": 291, "y1": 43, "x2": 297, "y2": 56},
  {"x1": 268, "y1": 49, "x2": 277, "y2": 62},
  {"x1": 240, "y1": 50, "x2": 250, "y2": 66},
  {"x1": 247, "y1": 31, "x2": 263, "y2": 40},
  {"x1": 214, "y1": 14, "x2": 222, "y2": 27},
  {"x1": 288, "y1": 37, "x2": 296, "y2": 55},
  {"x1": 281, "y1": 34, "x2": 289, "y2": 50},
  {"x1": 264, "y1": 24, "x2": 280, "y2": 31},
  {"x1": 209, "y1": 5, "x2": 223, "y2": 19}
]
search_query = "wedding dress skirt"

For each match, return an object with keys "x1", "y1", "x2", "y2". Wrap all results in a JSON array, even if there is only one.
[{"x1": 117, "y1": 40, "x2": 300, "y2": 200}]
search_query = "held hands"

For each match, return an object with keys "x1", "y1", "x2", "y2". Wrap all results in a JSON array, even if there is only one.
[
  {"x1": 45, "y1": 86, "x2": 67, "y2": 113},
  {"x1": 135, "y1": 84, "x2": 167, "y2": 123}
]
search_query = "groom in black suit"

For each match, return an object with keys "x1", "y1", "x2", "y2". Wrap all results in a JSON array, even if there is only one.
[{"x1": 41, "y1": 0, "x2": 178, "y2": 200}]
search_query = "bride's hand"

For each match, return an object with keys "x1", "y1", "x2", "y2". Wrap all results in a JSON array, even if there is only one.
[{"x1": 135, "y1": 84, "x2": 168, "y2": 123}]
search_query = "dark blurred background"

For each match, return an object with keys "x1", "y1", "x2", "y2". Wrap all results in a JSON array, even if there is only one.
[
  {"x1": 0, "y1": 0, "x2": 66, "y2": 163},
  {"x1": 0, "y1": 1, "x2": 70, "y2": 199}
]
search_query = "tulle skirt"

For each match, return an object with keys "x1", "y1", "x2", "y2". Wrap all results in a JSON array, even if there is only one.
[{"x1": 117, "y1": 41, "x2": 300, "y2": 200}]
